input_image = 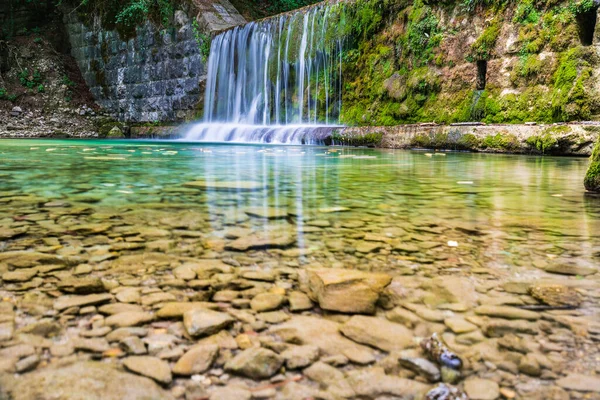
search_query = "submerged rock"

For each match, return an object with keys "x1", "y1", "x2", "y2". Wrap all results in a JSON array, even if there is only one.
[
  {"x1": 340, "y1": 315, "x2": 413, "y2": 352},
  {"x1": 306, "y1": 268, "x2": 392, "y2": 314},
  {"x1": 529, "y1": 284, "x2": 581, "y2": 308},
  {"x1": 0, "y1": 361, "x2": 173, "y2": 399},
  {"x1": 425, "y1": 383, "x2": 468, "y2": 400},
  {"x1": 225, "y1": 231, "x2": 296, "y2": 251},
  {"x1": 464, "y1": 377, "x2": 500, "y2": 400},
  {"x1": 123, "y1": 356, "x2": 172, "y2": 384},
  {"x1": 421, "y1": 333, "x2": 463, "y2": 370},
  {"x1": 183, "y1": 309, "x2": 234, "y2": 337},
  {"x1": 224, "y1": 347, "x2": 283, "y2": 379}
]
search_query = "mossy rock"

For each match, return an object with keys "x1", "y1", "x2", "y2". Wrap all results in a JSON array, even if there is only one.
[{"x1": 584, "y1": 139, "x2": 600, "y2": 192}]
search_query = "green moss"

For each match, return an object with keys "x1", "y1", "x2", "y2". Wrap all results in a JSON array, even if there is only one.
[
  {"x1": 526, "y1": 133, "x2": 558, "y2": 154},
  {"x1": 584, "y1": 139, "x2": 600, "y2": 192},
  {"x1": 331, "y1": 131, "x2": 383, "y2": 147},
  {"x1": 482, "y1": 133, "x2": 520, "y2": 151},
  {"x1": 457, "y1": 133, "x2": 483, "y2": 150},
  {"x1": 469, "y1": 20, "x2": 501, "y2": 61}
]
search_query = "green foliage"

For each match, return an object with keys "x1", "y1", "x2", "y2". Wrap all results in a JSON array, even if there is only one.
[
  {"x1": 462, "y1": 0, "x2": 505, "y2": 12},
  {"x1": 18, "y1": 69, "x2": 44, "y2": 89},
  {"x1": 0, "y1": 88, "x2": 6, "y2": 99},
  {"x1": 514, "y1": 0, "x2": 540, "y2": 24},
  {"x1": 192, "y1": 20, "x2": 211, "y2": 63},
  {"x1": 1, "y1": 88, "x2": 18, "y2": 103},
  {"x1": 115, "y1": 0, "x2": 150, "y2": 27},
  {"x1": 37, "y1": 84, "x2": 45, "y2": 93},
  {"x1": 62, "y1": 75, "x2": 76, "y2": 88},
  {"x1": 584, "y1": 139, "x2": 600, "y2": 191}
]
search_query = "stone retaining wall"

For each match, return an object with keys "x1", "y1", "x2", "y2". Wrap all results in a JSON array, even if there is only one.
[{"x1": 63, "y1": 1, "x2": 245, "y2": 123}]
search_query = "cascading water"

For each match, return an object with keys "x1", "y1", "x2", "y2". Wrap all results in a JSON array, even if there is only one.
[{"x1": 184, "y1": 3, "x2": 347, "y2": 144}]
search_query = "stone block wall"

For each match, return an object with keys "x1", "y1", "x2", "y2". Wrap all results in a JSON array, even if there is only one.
[{"x1": 63, "y1": 1, "x2": 246, "y2": 122}]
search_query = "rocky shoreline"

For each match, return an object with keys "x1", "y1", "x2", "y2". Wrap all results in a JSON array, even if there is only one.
[{"x1": 0, "y1": 182, "x2": 598, "y2": 400}]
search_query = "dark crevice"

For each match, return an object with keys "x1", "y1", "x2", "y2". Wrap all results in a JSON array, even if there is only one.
[
  {"x1": 576, "y1": 7, "x2": 598, "y2": 46},
  {"x1": 476, "y1": 60, "x2": 487, "y2": 90}
]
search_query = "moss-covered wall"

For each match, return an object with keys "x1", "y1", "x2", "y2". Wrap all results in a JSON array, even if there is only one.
[{"x1": 339, "y1": 0, "x2": 600, "y2": 126}]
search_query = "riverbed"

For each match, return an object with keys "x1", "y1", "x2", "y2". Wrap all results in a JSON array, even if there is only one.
[{"x1": 0, "y1": 139, "x2": 599, "y2": 400}]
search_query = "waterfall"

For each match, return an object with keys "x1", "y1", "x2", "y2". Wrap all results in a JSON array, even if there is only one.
[{"x1": 185, "y1": 3, "x2": 347, "y2": 144}]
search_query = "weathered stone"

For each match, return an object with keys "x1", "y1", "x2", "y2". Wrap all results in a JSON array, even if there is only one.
[
  {"x1": 15, "y1": 354, "x2": 40, "y2": 373},
  {"x1": 73, "y1": 337, "x2": 110, "y2": 353},
  {"x1": 288, "y1": 291, "x2": 313, "y2": 311},
  {"x1": 557, "y1": 373, "x2": 600, "y2": 392},
  {"x1": 250, "y1": 293, "x2": 285, "y2": 312},
  {"x1": 399, "y1": 356, "x2": 440, "y2": 382},
  {"x1": 105, "y1": 312, "x2": 154, "y2": 328},
  {"x1": 464, "y1": 378, "x2": 500, "y2": 400},
  {"x1": 444, "y1": 317, "x2": 478, "y2": 334},
  {"x1": 281, "y1": 345, "x2": 320, "y2": 369},
  {"x1": 156, "y1": 302, "x2": 216, "y2": 318},
  {"x1": 529, "y1": 284, "x2": 581, "y2": 307},
  {"x1": 225, "y1": 347, "x2": 283, "y2": 379},
  {"x1": 304, "y1": 361, "x2": 355, "y2": 398},
  {"x1": 346, "y1": 367, "x2": 430, "y2": 399},
  {"x1": 120, "y1": 336, "x2": 147, "y2": 355},
  {"x1": 474, "y1": 305, "x2": 540, "y2": 320},
  {"x1": 306, "y1": 268, "x2": 392, "y2": 314},
  {"x1": 0, "y1": 361, "x2": 172, "y2": 399},
  {"x1": 123, "y1": 356, "x2": 172, "y2": 385},
  {"x1": 244, "y1": 207, "x2": 288, "y2": 219},
  {"x1": 544, "y1": 263, "x2": 596, "y2": 276},
  {"x1": 340, "y1": 315, "x2": 413, "y2": 352},
  {"x1": 225, "y1": 232, "x2": 296, "y2": 251},
  {"x1": 270, "y1": 316, "x2": 374, "y2": 359},
  {"x1": 58, "y1": 277, "x2": 105, "y2": 294},
  {"x1": 99, "y1": 303, "x2": 144, "y2": 315},
  {"x1": 519, "y1": 353, "x2": 541, "y2": 376},
  {"x1": 54, "y1": 294, "x2": 113, "y2": 311},
  {"x1": 2, "y1": 269, "x2": 38, "y2": 282},
  {"x1": 183, "y1": 309, "x2": 234, "y2": 337},
  {"x1": 209, "y1": 385, "x2": 251, "y2": 400},
  {"x1": 172, "y1": 344, "x2": 219, "y2": 375}
]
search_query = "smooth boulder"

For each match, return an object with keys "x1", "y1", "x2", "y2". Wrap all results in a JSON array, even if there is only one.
[{"x1": 306, "y1": 268, "x2": 392, "y2": 314}]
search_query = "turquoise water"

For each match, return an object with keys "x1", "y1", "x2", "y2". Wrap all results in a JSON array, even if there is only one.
[{"x1": 1, "y1": 139, "x2": 599, "y2": 271}]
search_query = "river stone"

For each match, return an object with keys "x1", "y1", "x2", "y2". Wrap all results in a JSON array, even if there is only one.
[
  {"x1": 183, "y1": 309, "x2": 234, "y2": 337},
  {"x1": 270, "y1": 316, "x2": 375, "y2": 360},
  {"x1": 529, "y1": 284, "x2": 581, "y2": 307},
  {"x1": 244, "y1": 207, "x2": 288, "y2": 219},
  {"x1": 156, "y1": 302, "x2": 217, "y2": 318},
  {"x1": 172, "y1": 344, "x2": 219, "y2": 375},
  {"x1": 208, "y1": 386, "x2": 251, "y2": 400},
  {"x1": 183, "y1": 180, "x2": 265, "y2": 191},
  {"x1": 288, "y1": 291, "x2": 313, "y2": 311},
  {"x1": 0, "y1": 361, "x2": 173, "y2": 400},
  {"x1": 122, "y1": 356, "x2": 172, "y2": 385},
  {"x1": 399, "y1": 356, "x2": 440, "y2": 382},
  {"x1": 105, "y1": 312, "x2": 154, "y2": 327},
  {"x1": 306, "y1": 268, "x2": 392, "y2": 314},
  {"x1": 544, "y1": 263, "x2": 596, "y2": 276},
  {"x1": 518, "y1": 353, "x2": 541, "y2": 376},
  {"x1": 224, "y1": 347, "x2": 284, "y2": 379},
  {"x1": 0, "y1": 251, "x2": 70, "y2": 268},
  {"x1": 281, "y1": 345, "x2": 320, "y2": 369},
  {"x1": 250, "y1": 293, "x2": 285, "y2": 312},
  {"x1": 53, "y1": 293, "x2": 113, "y2": 311},
  {"x1": 2, "y1": 269, "x2": 38, "y2": 282},
  {"x1": 474, "y1": 305, "x2": 540, "y2": 320},
  {"x1": 99, "y1": 303, "x2": 144, "y2": 315},
  {"x1": 340, "y1": 315, "x2": 413, "y2": 352},
  {"x1": 58, "y1": 277, "x2": 105, "y2": 294},
  {"x1": 464, "y1": 378, "x2": 500, "y2": 400},
  {"x1": 557, "y1": 373, "x2": 600, "y2": 392},
  {"x1": 304, "y1": 361, "x2": 355, "y2": 398},
  {"x1": 444, "y1": 317, "x2": 478, "y2": 334},
  {"x1": 346, "y1": 367, "x2": 430, "y2": 399},
  {"x1": 225, "y1": 232, "x2": 296, "y2": 251}
]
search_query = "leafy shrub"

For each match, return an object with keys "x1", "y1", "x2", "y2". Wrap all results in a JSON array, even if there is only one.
[
  {"x1": 18, "y1": 69, "x2": 43, "y2": 89},
  {"x1": 192, "y1": 20, "x2": 211, "y2": 63}
]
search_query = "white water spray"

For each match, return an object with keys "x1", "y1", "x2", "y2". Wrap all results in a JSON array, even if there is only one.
[{"x1": 185, "y1": 4, "x2": 346, "y2": 144}]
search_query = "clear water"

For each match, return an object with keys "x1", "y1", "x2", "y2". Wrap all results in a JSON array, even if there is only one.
[{"x1": 2, "y1": 140, "x2": 599, "y2": 262}]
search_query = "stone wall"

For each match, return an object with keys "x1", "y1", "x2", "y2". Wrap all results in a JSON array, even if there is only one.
[{"x1": 63, "y1": 1, "x2": 245, "y2": 122}]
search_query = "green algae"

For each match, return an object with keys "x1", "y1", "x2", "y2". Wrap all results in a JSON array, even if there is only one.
[{"x1": 584, "y1": 138, "x2": 600, "y2": 192}]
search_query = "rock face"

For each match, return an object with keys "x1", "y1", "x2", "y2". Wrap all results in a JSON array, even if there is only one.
[
  {"x1": 306, "y1": 268, "x2": 392, "y2": 314},
  {"x1": 584, "y1": 138, "x2": 600, "y2": 192},
  {"x1": 0, "y1": 361, "x2": 173, "y2": 400},
  {"x1": 224, "y1": 348, "x2": 284, "y2": 379}
]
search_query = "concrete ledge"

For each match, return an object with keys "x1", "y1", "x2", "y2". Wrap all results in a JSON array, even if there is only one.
[{"x1": 332, "y1": 123, "x2": 600, "y2": 156}]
